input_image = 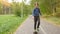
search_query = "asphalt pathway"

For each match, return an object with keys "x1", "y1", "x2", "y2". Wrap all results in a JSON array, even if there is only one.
[{"x1": 14, "y1": 15, "x2": 60, "y2": 34}]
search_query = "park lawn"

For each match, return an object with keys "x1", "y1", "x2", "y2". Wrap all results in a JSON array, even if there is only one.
[
  {"x1": 0, "y1": 15, "x2": 28, "y2": 34},
  {"x1": 44, "y1": 16, "x2": 60, "y2": 25}
]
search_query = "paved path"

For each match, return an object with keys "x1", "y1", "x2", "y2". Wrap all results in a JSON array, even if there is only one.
[{"x1": 14, "y1": 16, "x2": 60, "y2": 34}]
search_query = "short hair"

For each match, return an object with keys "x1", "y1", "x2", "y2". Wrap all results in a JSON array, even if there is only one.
[{"x1": 34, "y1": 2, "x2": 39, "y2": 6}]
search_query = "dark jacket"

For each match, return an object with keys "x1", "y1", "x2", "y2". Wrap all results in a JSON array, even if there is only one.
[{"x1": 32, "y1": 8, "x2": 41, "y2": 16}]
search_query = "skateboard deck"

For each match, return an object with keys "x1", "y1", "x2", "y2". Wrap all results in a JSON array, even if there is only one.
[{"x1": 33, "y1": 31, "x2": 38, "y2": 34}]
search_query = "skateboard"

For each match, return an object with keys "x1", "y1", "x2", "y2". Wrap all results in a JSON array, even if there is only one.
[{"x1": 33, "y1": 31, "x2": 38, "y2": 34}]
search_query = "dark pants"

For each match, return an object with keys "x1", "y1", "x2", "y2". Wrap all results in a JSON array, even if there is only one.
[{"x1": 34, "y1": 16, "x2": 40, "y2": 30}]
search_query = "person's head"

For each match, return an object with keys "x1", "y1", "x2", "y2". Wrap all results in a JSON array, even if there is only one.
[{"x1": 34, "y1": 2, "x2": 39, "y2": 8}]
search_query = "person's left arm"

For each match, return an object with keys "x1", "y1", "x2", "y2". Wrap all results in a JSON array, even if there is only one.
[{"x1": 38, "y1": 8, "x2": 42, "y2": 15}]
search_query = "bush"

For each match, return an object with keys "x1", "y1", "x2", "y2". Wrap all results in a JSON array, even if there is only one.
[
  {"x1": 15, "y1": 10, "x2": 21, "y2": 17},
  {"x1": 54, "y1": 12, "x2": 60, "y2": 17}
]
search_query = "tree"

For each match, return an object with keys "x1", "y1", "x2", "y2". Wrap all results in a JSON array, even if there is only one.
[
  {"x1": 30, "y1": 0, "x2": 60, "y2": 16},
  {"x1": 11, "y1": 0, "x2": 21, "y2": 16}
]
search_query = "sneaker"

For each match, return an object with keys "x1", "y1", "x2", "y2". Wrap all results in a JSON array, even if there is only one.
[
  {"x1": 37, "y1": 28, "x2": 39, "y2": 31},
  {"x1": 34, "y1": 29, "x2": 37, "y2": 32},
  {"x1": 33, "y1": 29, "x2": 38, "y2": 34}
]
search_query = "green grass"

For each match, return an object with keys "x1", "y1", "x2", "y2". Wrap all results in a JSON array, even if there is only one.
[
  {"x1": 0, "y1": 15, "x2": 28, "y2": 34},
  {"x1": 45, "y1": 16, "x2": 60, "y2": 25}
]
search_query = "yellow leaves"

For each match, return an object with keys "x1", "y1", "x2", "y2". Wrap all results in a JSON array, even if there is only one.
[
  {"x1": 3, "y1": 1, "x2": 11, "y2": 7},
  {"x1": 0, "y1": 0, "x2": 11, "y2": 7}
]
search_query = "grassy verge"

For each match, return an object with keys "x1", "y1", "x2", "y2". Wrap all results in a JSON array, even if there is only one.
[
  {"x1": 0, "y1": 15, "x2": 28, "y2": 34},
  {"x1": 42, "y1": 16, "x2": 60, "y2": 26}
]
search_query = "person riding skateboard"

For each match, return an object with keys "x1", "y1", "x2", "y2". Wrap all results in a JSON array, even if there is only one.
[{"x1": 32, "y1": 2, "x2": 41, "y2": 32}]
